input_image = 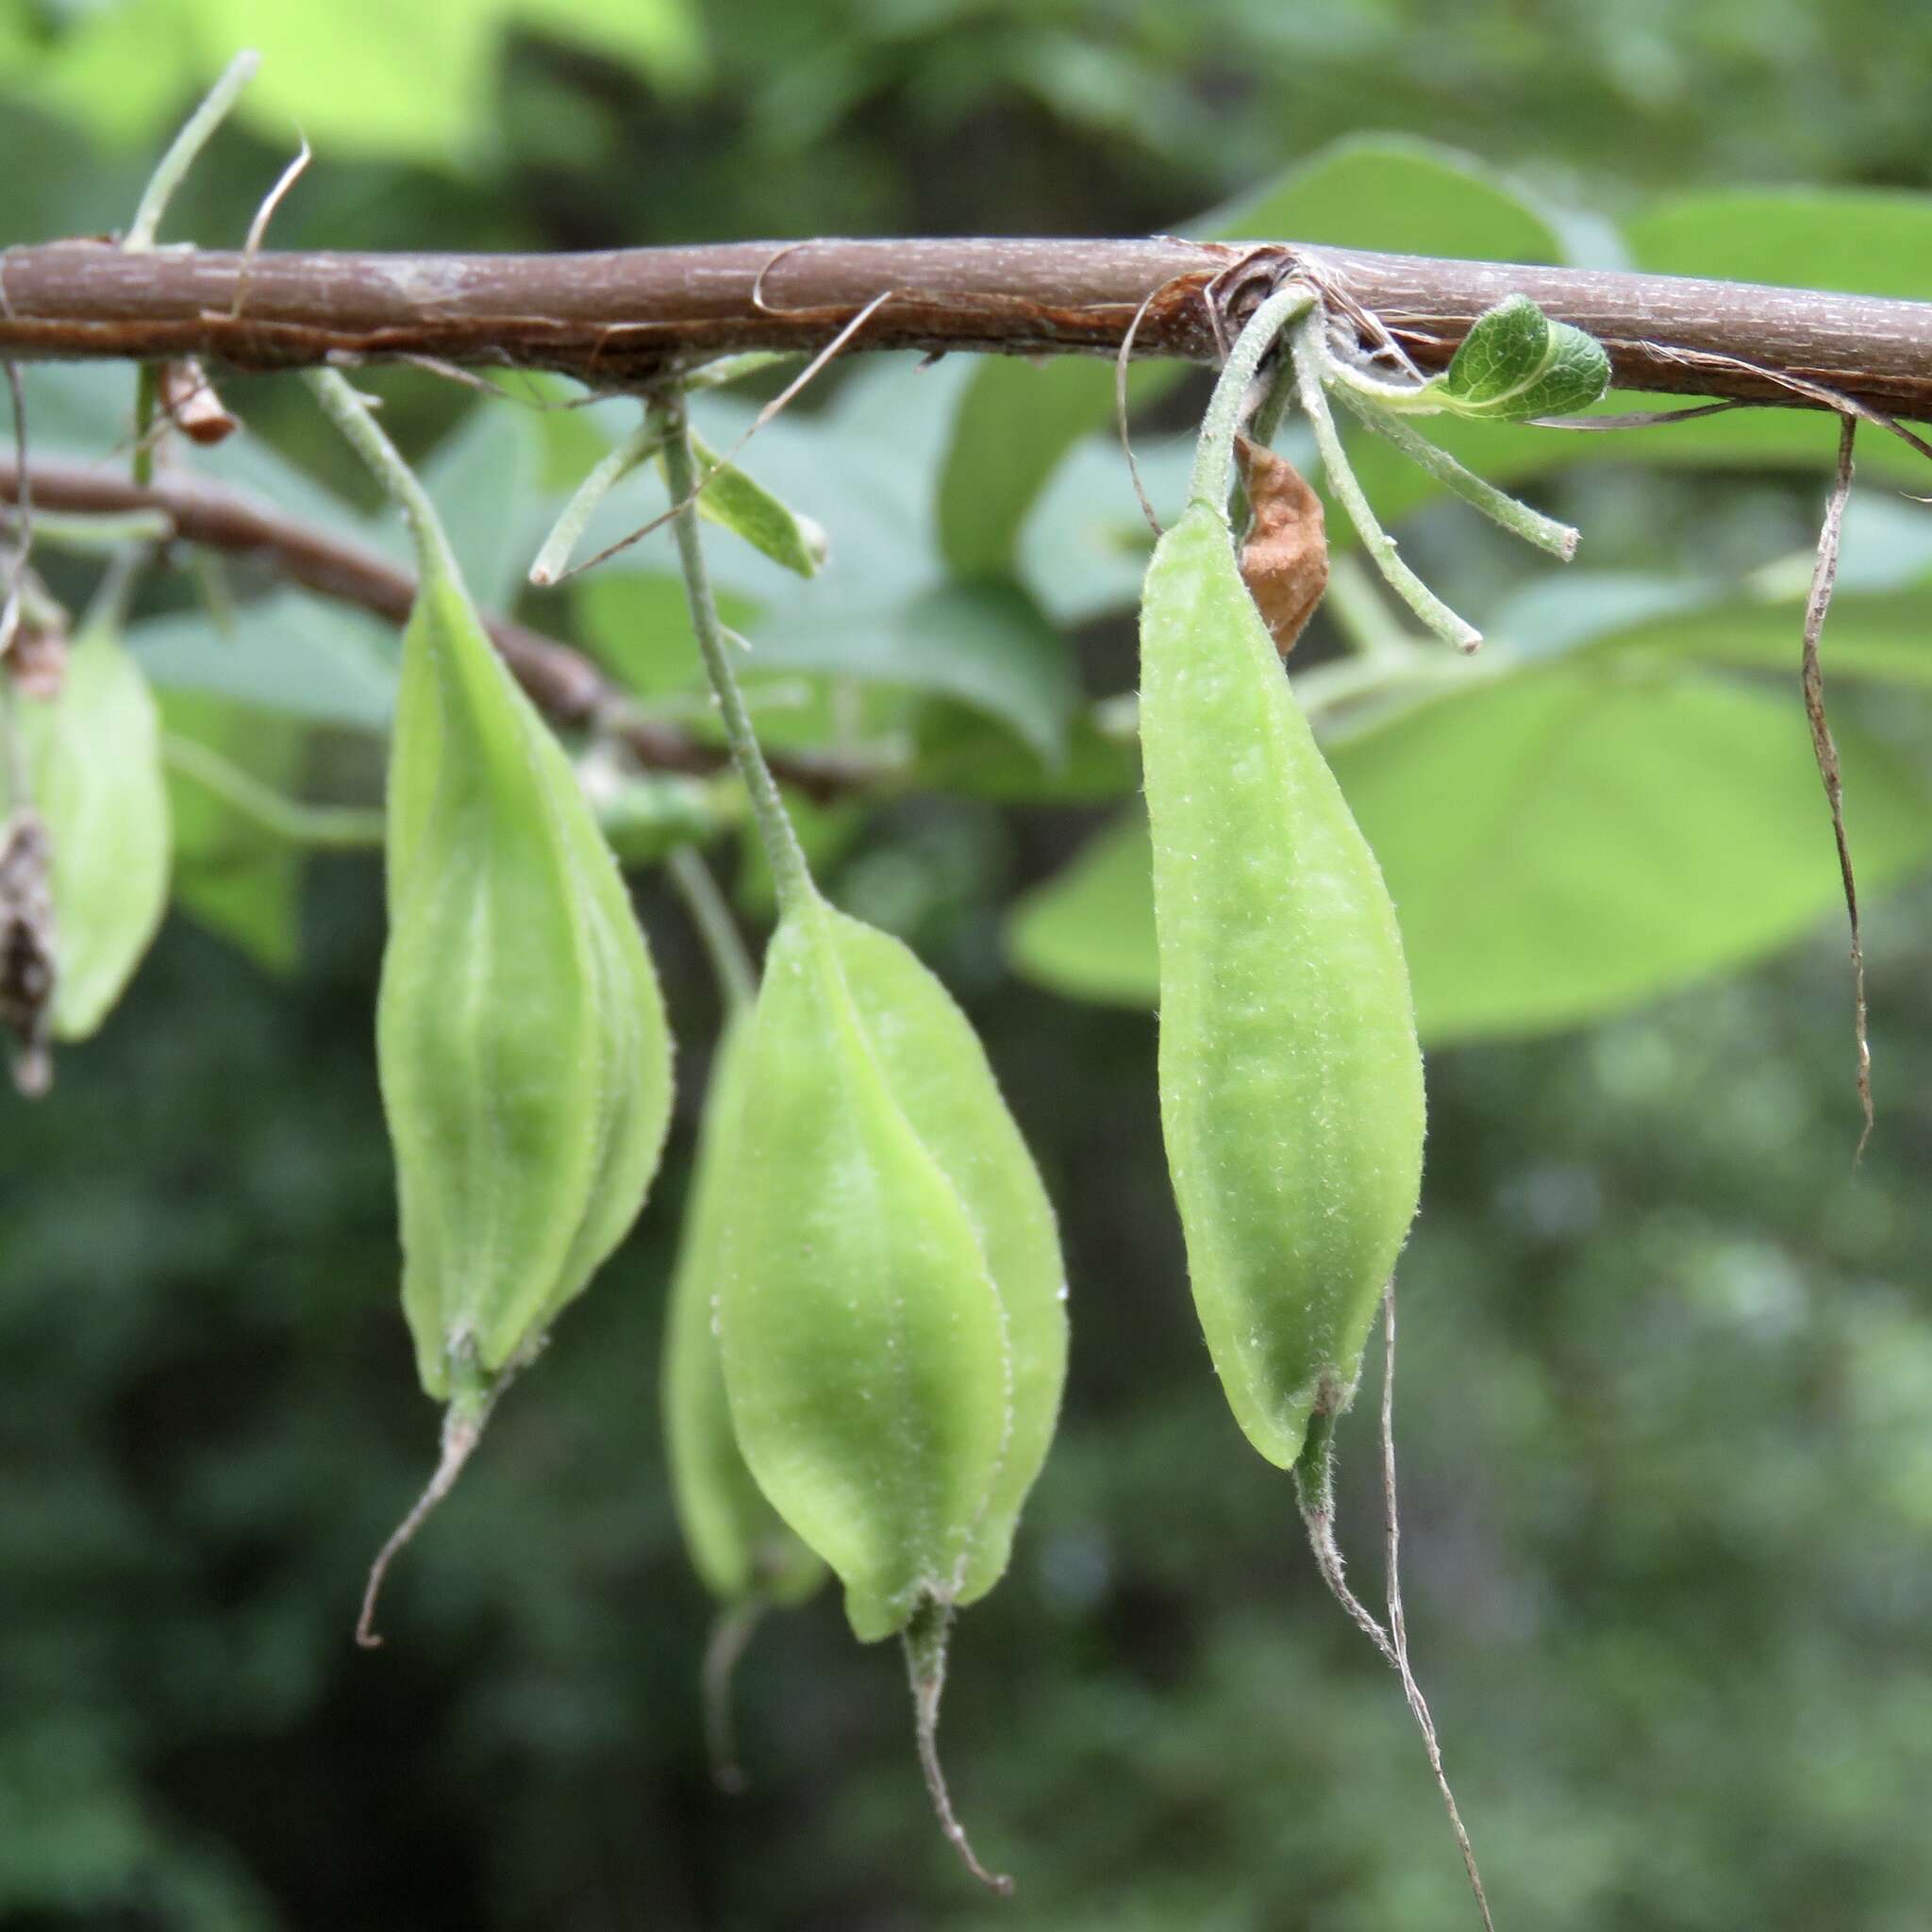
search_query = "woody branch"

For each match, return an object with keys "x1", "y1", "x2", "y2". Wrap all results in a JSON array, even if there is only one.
[{"x1": 1, "y1": 238, "x2": 1929, "y2": 419}]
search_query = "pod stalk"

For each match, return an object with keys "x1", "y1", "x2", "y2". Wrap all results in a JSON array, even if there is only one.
[
  {"x1": 1291, "y1": 1304, "x2": 1496, "y2": 1932},
  {"x1": 700, "y1": 1599, "x2": 767, "y2": 1793},
  {"x1": 654, "y1": 393, "x2": 815, "y2": 920},
  {"x1": 903, "y1": 1597, "x2": 1013, "y2": 1897},
  {"x1": 356, "y1": 1379, "x2": 497, "y2": 1649}
]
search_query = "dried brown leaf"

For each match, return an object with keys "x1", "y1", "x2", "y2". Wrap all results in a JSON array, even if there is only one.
[{"x1": 1236, "y1": 431, "x2": 1327, "y2": 658}]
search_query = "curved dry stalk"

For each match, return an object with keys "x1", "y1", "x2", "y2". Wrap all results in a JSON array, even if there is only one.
[
  {"x1": 1798, "y1": 414, "x2": 1872, "y2": 1158},
  {"x1": 700, "y1": 1599, "x2": 767, "y2": 1793},
  {"x1": 903, "y1": 1597, "x2": 1013, "y2": 1896},
  {"x1": 1291, "y1": 1308, "x2": 1495, "y2": 1932},
  {"x1": 1378, "y1": 1286, "x2": 1496, "y2": 1932},
  {"x1": 1115, "y1": 277, "x2": 1171, "y2": 538},
  {"x1": 356, "y1": 1386, "x2": 498, "y2": 1648}
]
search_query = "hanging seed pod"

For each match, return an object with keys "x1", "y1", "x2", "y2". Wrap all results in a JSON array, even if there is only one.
[
  {"x1": 1142, "y1": 496, "x2": 1424, "y2": 1467},
  {"x1": 307, "y1": 374, "x2": 675, "y2": 1645},
  {"x1": 16, "y1": 615, "x2": 171, "y2": 1051},
  {"x1": 662, "y1": 1012, "x2": 826, "y2": 1789},
  {"x1": 716, "y1": 887, "x2": 1067, "y2": 1890}
]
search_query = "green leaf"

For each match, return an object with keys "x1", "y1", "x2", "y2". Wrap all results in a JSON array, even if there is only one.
[
  {"x1": 419, "y1": 400, "x2": 548, "y2": 611},
  {"x1": 132, "y1": 593, "x2": 398, "y2": 731},
  {"x1": 574, "y1": 571, "x2": 758, "y2": 698},
  {"x1": 1006, "y1": 666, "x2": 1932, "y2": 1043},
  {"x1": 508, "y1": 0, "x2": 705, "y2": 89},
  {"x1": 1006, "y1": 808, "x2": 1158, "y2": 1009},
  {"x1": 160, "y1": 691, "x2": 308, "y2": 974},
  {"x1": 754, "y1": 580, "x2": 1077, "y2": 761},
  {"x1": 668, "y1": 431, "x2": 828, "y2": 580},
  {"x1": 1194, "y1": 134, "x2": 1568, "y2": 263},
  {"x1": 184, "y1": 0, "x2": 497, "y2": 163},
  {"x1": 1582, "y1": 588, "x2": 1932, "y2": 688},
  {"x1": 1341, "y1": 666, "x2": 1932, "y2": 1042},
  {"x1": 1625, "y1": 188, "x2": 1932, "y2": 302},
  {"x1": 2, "y1": 0, "x2": 198, "y2": 149},
  {"x1": 911, "y1": 700, "x2": 1141, "y2": 803},
  {"x1": 939, "y1": 358, "x2": 1126, "y2": 581},
  {"x1": 1431, "y1": 295, "x2": 1610, "y2": 421},
  {"x1": 936, "y1": 137, "x2": 1572, "y2": 582}
]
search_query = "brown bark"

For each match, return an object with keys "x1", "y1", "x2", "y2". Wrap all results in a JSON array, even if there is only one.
[{"x1": 1, "y1": 237, "x2": 1929, "y2": 419}]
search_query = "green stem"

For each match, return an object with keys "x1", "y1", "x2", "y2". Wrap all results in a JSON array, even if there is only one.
[
  {"x1": 684, "y1": 350, "x2": 802, "y2": 392},
  {"x1": 161, "y1": 734, "x2": 387, "y2": 850},
  {"x1": 1332, "y1": 386, "x2": 1579, "y2": 560},
  {"x1": 653, "y1": 394, "x2": 813, "y2": 919},
  {"x1": 1291, "y1": 1404, "x2": 1398, "y2": 1666},
  {"x1": 1246, "y1": 355, "x2": 1300, "y2": 456},
  {"x1": 8, "y1": 509, "x2": 174, "y2": 552},
  {"x1": 304, "y1": 369, "x2": 464, "y2": 589},
  {"x1": 528, "y1": 412, "x2": 666, "y2": 585},
  {"x1": 666, "y1": 845, "x2": 757, "y2": 1014},
  {"x1": 1188, "y1": 285, "x2": 1319, "y2": 513},
  {"x1": 1291, "y1": 309, "x2": 1483, "y2": 654},
  {"x1": 1316, "y1": 352, "x2": 1439, "y2": 414},
  {"x1": 78, "y1": 548, "x2": 145, "y2": 635},
  {"x1": 131, "y1": 363, "x2": 158, "y2": 490},
  {"x1": 124, "y1": 50, "x2": 260, "y2": 252}
]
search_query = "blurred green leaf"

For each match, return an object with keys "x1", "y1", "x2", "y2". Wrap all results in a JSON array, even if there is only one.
[
  {"x1": 937, "y1": 135, "x2": 1572, "y2": 583},
  {"x1": 911, "y1": 700, "x2": 1141, "y2": 802},
  {"x1": 572, "y1": 570, "x2": 759, "y2": 696},
  {"x1": 1196, "y1": 132, "x2": 1568, "y2": 261},
  {"x1": 161, "y1": 691, "x2": 307, "y2": 973},
  {"x1": 2, "y1": 0, "x2": 701, "y2": 163},
  {"x1": 1008, "y1": 664, "x2": 1932, "y2": 1041},
  {"x1": 939, "y1": 355, "x2": 1131, "y2": 582},
  {"x1": 1007, "y1": 808, "x2": 1158, "y2": 1008},
  {"x1": 1582, "y1": 588, "x2": 1932, "y2": 686},
  {"x1": 132, "y1": 592, "x2": 396, "y2": 730},
  {"x1": 508, "y1": 0, "x2": 705, "y2": 89},
  {"x1": 417, "y1": 398, "x2": 548, "y2": 610},
  {"x1": 1625, "y1": 188, "x2": 1932, "y2": 299},
  {"x1": 755, "y1": 580, "x2": 1077, "y2": 760},
  {"x1": 1341, "y1": 665, "x2": 1932, "y2": 1042},
  {"x1": 4, "y1": 1, "x2": 199, "y2": 150}
]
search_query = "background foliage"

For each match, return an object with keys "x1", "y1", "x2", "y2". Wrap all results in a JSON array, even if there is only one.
[{"x1": 4, "y1": 1, "x2": 1932, "y2": 1926}]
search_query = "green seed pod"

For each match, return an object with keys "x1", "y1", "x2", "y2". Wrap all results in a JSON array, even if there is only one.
[
  {"x1": 665, "y1": 1014, "x2": 826, "y2": 1610},
  {"x1": 378, "y1": 569, "x2": 674, "y2": 1413},
  {"x1": 719, "y1": 890, "x2": 1066, "y2": 1641},
  {"x1": 663, "y1": 1010, "x2": 825, "y2": 1788},
  {"x1": 18, "y1": 616, "x2": 171, "y2": 1047},
  {"x1": 1140, "y1": 499, "x2": 1424, "y2": 1469},
  {"x1": 309, "y1": 367, "x2": 676, "y2": 1643},
  {"x1": 715, "y1": 886, "x2": 1066, "y2": 1889}
]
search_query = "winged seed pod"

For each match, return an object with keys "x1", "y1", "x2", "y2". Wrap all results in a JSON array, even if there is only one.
[
  {"x1": 662, "y1": 1010, "x2": 826, "y2": 1789},
  {"x1": 306, "y1": 374, "x2": 675, "y2": 1645},
  {"x1": 17, "y1": 615, "x2": 172, "y2": 1051},
  {"x1": 717, "y1": 885, "x2": 1067, "y2": 1890}
]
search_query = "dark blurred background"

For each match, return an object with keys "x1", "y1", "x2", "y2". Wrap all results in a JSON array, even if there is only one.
[{"x1": 4, "y1": 2, "x2": 1932, "y2": 1928}]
